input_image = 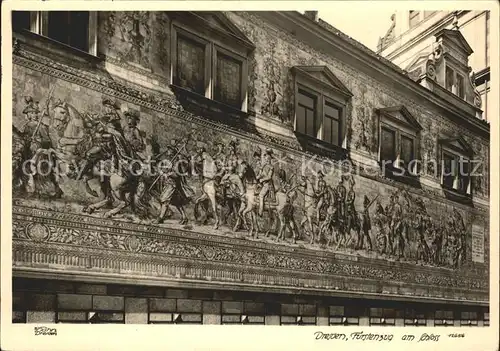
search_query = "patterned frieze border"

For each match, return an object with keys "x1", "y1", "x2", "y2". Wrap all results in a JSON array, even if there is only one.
[
  {"x1": 12, "y1": 206, "x2": 487, "y2": 293},
  {"x1": 13, "y1": 240, "x2": 487, "y2": 303},
  {"x1": 12, "y1": 44, "x2": 490, "y2": 213}
]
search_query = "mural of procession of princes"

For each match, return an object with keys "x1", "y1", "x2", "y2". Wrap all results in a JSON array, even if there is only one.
[{"x1": 12, "y1": 95, "x2": 468, "y2": 269}]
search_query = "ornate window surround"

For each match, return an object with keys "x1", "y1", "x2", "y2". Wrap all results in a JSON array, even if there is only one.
[
  {"x1": 169, "y1": 12, "x2": 254, "y2": 112},
  {"x1": 12, "y1": 11, "x2": 98, "y2": 56},
  {"x1": 291, "y1": 65, "x2": 352, "y2": 156},
  {"x1": 376, "y1": 105, "x2": 422, "y2": 185}
]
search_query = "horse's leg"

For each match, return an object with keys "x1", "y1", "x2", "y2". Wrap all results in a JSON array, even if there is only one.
[
  {"x1": 103, "y1": 179, "x2": 129, "y2": 218},
  {"x1": 176, "y1": 205, "x2": 188, "y2": 225}
]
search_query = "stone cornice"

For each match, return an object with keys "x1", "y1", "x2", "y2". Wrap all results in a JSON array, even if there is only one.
[
  {"x1": 270, "y1": 12, "x2": 489, "y2": 137},
  {"x1": 12, "y1": 206, "x2": 488, "y2": 304}
]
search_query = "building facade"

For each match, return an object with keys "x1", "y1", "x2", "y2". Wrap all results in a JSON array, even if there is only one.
[
  {"x1": 378, "y1": 10, "x2": 491, "y2": 122},
  {"x1": 11, "y1": 11, "x2": 489, "y2": 326}
]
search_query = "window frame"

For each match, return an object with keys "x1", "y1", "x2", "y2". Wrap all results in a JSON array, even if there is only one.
[
  {"x1": 377, "y1": 108, "x2": 420, "y2": 178},
  {"x1": 12, "y1": 11, "x2": 98, "y2": 56},
  {"x1": 369, "y1": 307, "x2": 398, "y2": 326},
  {"x1": 170, "y1": 22, "x2": 249, "y2": 112},
  {"x1": 440, "y1": 144, "x2": 472, "y2": 196},
  {"x1": 328, "y1": 305, "x2": 360, "y2": 326},
  {"x1": 445, "y1": 64, "x2": 466, "y2": 100},
  {"x1": 409, "y1": 10, "x2": 421, "y2": 28},
  {"x1": 292, "y1": 68, "x2": 350, "y2": 149},
  {"x1": 403, "y1": 308, "x2": 427, "y2": 326},
  {"x1": 434, "y1": 310, "x2": 455, "y2": 327},
  {"x1": 460, "y1": 311, "x2": 479, "y2": 327}
]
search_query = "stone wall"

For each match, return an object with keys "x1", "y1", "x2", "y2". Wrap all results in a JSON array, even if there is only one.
[{"x1": 11, "y1": 11, "x2": 489, "y2": 303}]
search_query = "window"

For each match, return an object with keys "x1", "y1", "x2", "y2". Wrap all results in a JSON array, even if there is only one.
[
  {"x1": 445, "y1": 66, "x2": 467, "y2": 100},
  {"x1": 446, "y1": 66, "x2": 455, "y2": 91},
  {"x1": 12, "y1": 11, "x2": 97, "y2": 55},
  {"x1": 409, "y1": 11, "x2": 421, "y2": 28},
  {"x1": 380, "y1": 127, "x2": 397, "y2": 165},
  {"x1": 292, "y1": 66, "x2": 352, "y2": 150},
  {"x1": 148, "y1": 299, "x2": 202, "y2": 324},
  {"x1": 404, "y1": 308, "x2": 427, "y2": 326},
  {"x1": 377, "y1": 106, "x2": 422, "y2": 179},
  {"x1": 56, "y1": 311, "x2": 125, "y2": 324},
  {"x1": 456, "y1": 74, "x2": 465, "y2": 99},
  {"x1": 369, "y1": 308, "x2": 398, "y2": 326},
  {"x1": 175, "y1": 34, "x2": 207, "y2": 95},
  {"x1": 280, "y1": 304, "x2": 317, "y2": 326},
  {"x1": 171, "y1": 18, "x2": 251, "y2": 111},
  {"x1": 296, "y1": 88, "x2": 318, "y2": 138},
  {"x1": 434, "y1": 310, "x2": 454, "y2": 326},
  {"x1": 323, "y1": 101, "x2": 342, "y2": 146},
  {"x1": 483, "y1": 311, "x2": 489, "y2": 326},
  {"x1": 424, "y1": 11, "x2": 436, "y2": 18},
  {"x1": 215, "y1": 51, "x2": 243, "y2": 108},
  {"x1": 460, "y1": 311, "x2": 479, "y2": 326},
  {"x1": 441, "y1": 153, "x2": 471, "y2": 195},
  {"x1": 221, "y1": 301, "x2": 265, "y2": 325},
  {"x1": 329, "y1": 305, "x2": 360, "y2": 326}
]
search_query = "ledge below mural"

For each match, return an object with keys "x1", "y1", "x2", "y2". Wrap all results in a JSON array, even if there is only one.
[{"x1": 12, "y1": 206, "x2": 487, "y2": 304}]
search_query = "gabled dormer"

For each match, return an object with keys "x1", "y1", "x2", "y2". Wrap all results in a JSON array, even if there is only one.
[{"x1": 404, "y1": 19, "x2": 483, "y2": 118}]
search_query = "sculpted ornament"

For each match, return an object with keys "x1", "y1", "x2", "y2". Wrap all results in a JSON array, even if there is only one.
[{"x1": 11, "y1": 87, "x2": 481, "y2": 271}]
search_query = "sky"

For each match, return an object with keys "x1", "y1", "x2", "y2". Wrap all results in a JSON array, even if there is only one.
[{"x1": 318, "y1": 9, "x2": 395, "y2": 51}]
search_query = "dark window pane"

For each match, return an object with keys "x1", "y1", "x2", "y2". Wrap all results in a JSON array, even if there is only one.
[
  {"x1": 296, "y1": 106, "x2": 306, "y2": 134},
  {"x1": 324, "y1": 102, "x2": 341, "y2": 146},
  {"x1": 370, "y1": 308, "x2": 382, "y2": 317},
  {"x1": 329, "y1": 306, "x2": 344, "y2": 316},
  {"x1": 446, "y1": 66, "x2": 455, "y2": 91},
  {"x1": 298, "y1": 90, "x2": 315, "y2": 108},
  {"x1": 456, "y1": 74, "x2": 465, "y2": 98},
  {"x1": 48, "y1": 12, "x2": 71, "y2": 44},
  {"x1": 459, "y1": 159, "x2": 470, "y2": 193},
  {"x1": 214, "y1": 53, "x2": 242, "y2": 108},
  {"x1": 380, "y1": 128, "x2": 396, "y2": 164},
  {"x1": 401, "y1": 135, "x2": 414, "y2": 171},
  {"x1": 324, "y1": 102, "x2": 340, "y2": 120},
  {"x1": 323, "y1": 116, "x2": 332, "y2": 143},
  {"x1": 47, "y1": 11, "x2": 89, "y2": 52},
  {"x1": 12, "y1": 11, "x2": 31, "y2": 31},
  {"x1": 69, "y1": 12, "x2": 89, "y2": 52},
  {"x1": 442, "y1": 153, "x2": 456, "y2": 188},
  {"x1": 176, "y1": 35, "x2": 205, "y2": 95},
  {"x1": 296, "y1": 90, "x2": 317, "y2": 138}
]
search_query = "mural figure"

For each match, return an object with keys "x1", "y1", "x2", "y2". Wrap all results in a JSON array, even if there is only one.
[
  {"x1": 18, "y1": 93, "x2": 63, "y2": 198},
  {"x1": 154, "y1": 139, "x2": 194, "y2": 225},
  {"x1": 11, "y1": 92, "x2": 476, "y2": 270},
  {"x1": 357, "y1": 195, "x2": 376, "y2": 250}
]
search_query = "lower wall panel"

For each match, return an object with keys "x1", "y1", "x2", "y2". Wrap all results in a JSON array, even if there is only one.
[{"x1": 12, "y1": 278, "x2": 490, "y2": 327}]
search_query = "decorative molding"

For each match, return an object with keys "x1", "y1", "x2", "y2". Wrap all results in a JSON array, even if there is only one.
[{"x1": 12, "y1": 206, "x2": 487, "y2": 302}]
